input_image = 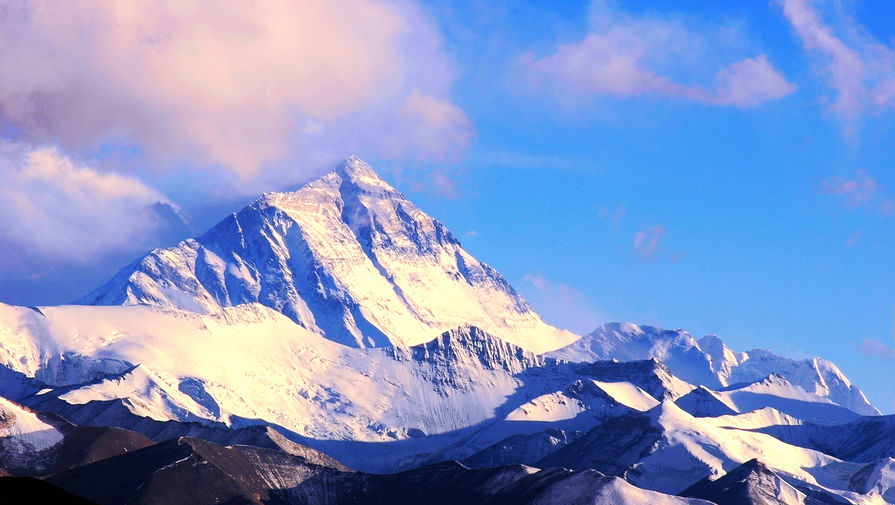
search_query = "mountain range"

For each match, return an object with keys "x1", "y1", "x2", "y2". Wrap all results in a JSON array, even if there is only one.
[{"x1": 0, "y1": 157, "x2": 892, "y2": 504}]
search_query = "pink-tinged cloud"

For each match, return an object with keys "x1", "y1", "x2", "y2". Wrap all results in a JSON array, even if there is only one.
[
  {"x1": 858, "y1": 338, "x2": 895, "y2": 360},
  {"x1": 521, "y1": 7, "x2": 794, "y2": 107},
  {"x1": 521, "y1": 272, "x2": 604, "y2": 334},
  {"x1": 713, "y1": 55, "x2": 798, "y2": 106},
  {"x1": 599, "y1": 205, "x2": 627, "y2": 227},
  {"x1": 778, "y1": 0, "x2": 895, "y2": 119},
  {"x1": 820, "y1": 171, "x2": 877, "y2": 208},
  {"x1": 394, "y1": 91, "x2": 474, "y2": 160},
  {"x1": 0, "y1": 141, "x2": 176, "y2": 262},
  {"x1": 819, "y1": 170, "x2": 894, "y2": 215},
  {"x1": 634, "y1": 225, "x2": 666, "y2": 259},
  {"x1": 522, "y1": 31, "x2": 698, "y2": 99},
  {"x1": 0, "y1": 0, "x2": 471, "y2": 181},
  {"x1": 428, "y1": 169, "x2": 460, "y2": 199}
]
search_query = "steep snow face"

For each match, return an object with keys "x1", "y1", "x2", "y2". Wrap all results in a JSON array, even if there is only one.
[
  {"x1": 550, "y1": 322, "x2": 879, "y2": 416},
  {"x1": 591, "y1": 381, "x2": 660, "y2": 412},
  {"x1": 0, "y1": 396, "x2": 64, "y2": 472},
  {"x1": 675, "y1": 386, "x2": 739, "y2": 418},
  {"x1": 700, "y1": 407, "x2": 804, "y2": 431},
  {"x1": 77, "y1": 156, "x2": 576, "y2": 353}
]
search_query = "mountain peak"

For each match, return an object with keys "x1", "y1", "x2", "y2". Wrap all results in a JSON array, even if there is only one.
[
  {"x1": 333, "y1": 155, "x2": 394, "y2": 192},
  {"x1": 77, "y1": 158, "x2": 577, "y2": 353}
]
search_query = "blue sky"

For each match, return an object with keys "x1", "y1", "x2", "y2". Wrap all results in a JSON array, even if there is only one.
[{"x1": 1, "y1": 1, "x2": 895, "y2": 410}]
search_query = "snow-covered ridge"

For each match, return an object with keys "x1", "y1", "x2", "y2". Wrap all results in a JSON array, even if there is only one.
[
  {"x1": 0, "y1": 302, "x2": 670, "y2": 471},
  {"x1": 549, "y1": 322, "x2": 879, "y2": 416},
  {"x1": 399, "y1": 325, "x2": 542, "y2": 373},
  {"x1": 77, "y1": 156, "x2": 576, "y2": 353}
]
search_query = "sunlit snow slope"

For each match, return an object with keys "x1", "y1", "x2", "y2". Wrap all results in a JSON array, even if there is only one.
[
  {"x1": 0, "y1": 302, "x2": 655, "y2": 471},
  {"x1": 550, "y1": 322, "x2": 879, "y2": 416},
  {"x1": 78, "y1": 156, "x2": 575, "y2": 353}
]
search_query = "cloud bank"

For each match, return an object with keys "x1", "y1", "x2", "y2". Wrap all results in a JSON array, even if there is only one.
[
  {"x1": 0, "y1": 0, "x2": 472, "y2": 264},
  {"x1": 0, "y1": 142, "x2": 179, "y2": 262},
  {"x1": 0, "y1": 0, "x2": 471, "y2": 180}
]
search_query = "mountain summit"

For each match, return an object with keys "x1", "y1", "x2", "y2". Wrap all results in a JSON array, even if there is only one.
[{"x1": 78, "y1": 156, "x2": 576, "y2": 352}]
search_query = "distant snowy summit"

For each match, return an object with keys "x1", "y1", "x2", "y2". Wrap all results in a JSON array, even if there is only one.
[
  {"x1": 78, "y1": 156, "x2": 576, "y2": 352},
  {"x1": 549, "y1": 322, "x2": 879, "y2": 416}
]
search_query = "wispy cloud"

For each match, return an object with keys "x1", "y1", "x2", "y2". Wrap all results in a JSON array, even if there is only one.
[
  {"x1": 821, "y1": 170, "x2": 877, "y2": 207},
  {"x1": 633, "y1": 225, "x2": 666, "y2": 259},
  {"x1": 819, "y1": 170, "x2": 894, "y2": 215},
  {"x1": 392, "y1": 91, "x2": 473, "y2": 161},
  {"x1": 521, "y1": 272, "x2": 604, "y2": 335},
  {"x1": 398, "y1": 164, "x2": 464, "y2": 199},
  {"x1": 429, "y1": 169, "x2": 460, "y2": 199},
  {"x1": 598, "y1": 205, "x2": 627, "y2": 227},
  {"x1": 0, "y1": 0, "x2": 471, "y2": 185},
  {"x1": 0, "y1": 141, "x2": 180, "y2": 262},
  {"x1": 521, "y1": 2, "x2": 794, "y2": 107},
  {"x1": 858, "y1": 338, "x2": 895, "y2": 360},
  {"x1": 777, "y1": 0, "x2": 895, "y2": 120}
]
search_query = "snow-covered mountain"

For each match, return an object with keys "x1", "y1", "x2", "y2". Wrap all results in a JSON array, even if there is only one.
[
  {"x1": 0, "y1": 156, "x2": 890, "y2": 504},
  {"x1": 0, "y1": 301, "x2": 683, "y2": 472},
  {"x1": 77, "y1": 156, "x2": 575, "y2": 352},
  {"x1": 674, "y1": 374, "x2": 863, "y2": 426},
  {"x1": 549, "y1": 322, "x2": 879, "y2": 416}
]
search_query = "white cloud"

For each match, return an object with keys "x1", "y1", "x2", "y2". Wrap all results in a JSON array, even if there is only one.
[
  {"x1": 0, "y1": 0, "x2": 471, "y2": 183},
  {"x1": 778, "y1": 0, "x2": 895, "y2": 119},
  {"x1": 521, "y1": 272, "x2": 604, "y2": 335},
  {"x1": 0, "y1": 142, "x2": 176, "y2": 262},
  {"x1": 521, "y1": 3, "x2": 794, "y2": 107}
]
